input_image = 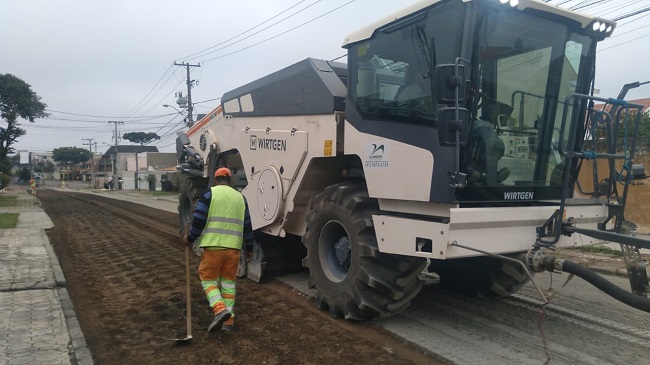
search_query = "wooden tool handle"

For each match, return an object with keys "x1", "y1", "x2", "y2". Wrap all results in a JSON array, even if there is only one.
[{"x1": 184, "y1": 223, "x2": 192, "y2": 337}]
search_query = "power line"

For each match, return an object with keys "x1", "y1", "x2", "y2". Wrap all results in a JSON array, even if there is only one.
[
  {"x1": 599, "y1": 31, "x2": 650, "y2": 51},
  {"x1": 177, "y1": 0, "x2": 314, "y2": 61},
  {"x1": 199, "y1": 0, "x2": 357, "y2": 64},
  {"x1": 613, "y1": 6, "x2": 650, "y2": 21},
  {"x1": 571, "y1": 0, "x2": 607, "y2": 11},
  {"x1": 121, "y1": 66, "x2": 174, "y2": 118},
  {"x1": 609, "y1": 22, "x2": 650, "y2": 38},
  {"x1": 130, "y1": 78, "x2": 185, "y2": 118},
  {"x1": 45, "y1": 110, "x2": 175, "y2": 120},
  {"x1": 194, "y1": 97, "x2": 221, "y2": 104},
  {"x1": 128, "y1": 69, "x2": 184, "y2": 118},
  {"x1": 182, "y1": 0, "x2": 324, "y2": 62}
]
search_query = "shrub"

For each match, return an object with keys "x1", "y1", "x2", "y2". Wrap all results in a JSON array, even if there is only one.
[{"x1": 0, "y1": 173, "x2": 10, "y2": 187}]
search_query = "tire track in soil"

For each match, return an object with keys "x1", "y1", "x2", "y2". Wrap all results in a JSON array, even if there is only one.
[{"x1": 38, "y1": 190, "x2": 449, "y2": 365}]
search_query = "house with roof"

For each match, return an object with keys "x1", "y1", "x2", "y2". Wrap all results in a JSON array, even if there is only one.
[{"x1": 96, "y1": 145, "x2": 177, "y2": 190}]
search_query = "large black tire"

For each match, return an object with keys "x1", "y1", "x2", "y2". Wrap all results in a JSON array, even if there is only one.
[
  {"x1": 178, "y1": 177, "x2": 208, "y2": 232},
  {"x1": 428, "y1": 254, "x2": 530, "y2": 297},
  {"x1": 302, "y1": 183, "x2": 427, "y2": 320}
]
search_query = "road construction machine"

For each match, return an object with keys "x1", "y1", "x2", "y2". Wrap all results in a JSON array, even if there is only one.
[{"x1": 177, "y1": 0, "x2": 650, "y2": 320}]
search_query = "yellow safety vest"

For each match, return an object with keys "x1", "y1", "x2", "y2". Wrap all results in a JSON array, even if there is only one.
[{"x1": 200, "y1": 185, "x2": 246, "y2": 250}]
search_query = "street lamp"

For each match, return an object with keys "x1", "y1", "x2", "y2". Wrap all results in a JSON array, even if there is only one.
[
  {"x1": 163, "y1": 104, "x2": 190, "y2": 127},
  {"x1": 163, "y1": 104, "x2": 185, "y2": 114}
]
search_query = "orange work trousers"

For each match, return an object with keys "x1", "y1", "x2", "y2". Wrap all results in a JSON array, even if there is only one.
[{"x1": 198, "y1": 248, "x2": 240, "y2": 326}]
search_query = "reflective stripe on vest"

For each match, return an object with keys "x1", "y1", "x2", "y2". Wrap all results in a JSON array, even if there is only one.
[{"x1": 200, "y1": 185, "x2": 246, "y2": 249}]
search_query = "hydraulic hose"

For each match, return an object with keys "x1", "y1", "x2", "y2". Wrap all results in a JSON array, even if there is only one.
[{"x1": 558, "y1": 259, "x2": 650, "y2": 313}]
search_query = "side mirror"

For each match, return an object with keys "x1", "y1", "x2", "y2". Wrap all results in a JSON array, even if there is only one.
[
  {"x1": 438, "y1": 107, "x2": 469, "y2": 147},
  {"x1": 435, "y1": 64, "x2": 466, "y2": 103}
]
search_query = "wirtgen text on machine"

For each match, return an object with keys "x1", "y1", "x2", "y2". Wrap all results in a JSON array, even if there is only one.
[
  {"x1": 250, "y1": 135, "x2": 287, "y2": 151},
  {"x1": 504, "y1": 191, "x2": 534, "y2": 200}
]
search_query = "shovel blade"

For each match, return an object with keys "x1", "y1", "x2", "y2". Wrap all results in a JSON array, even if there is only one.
[{"x1": 172, "y1": 335, "x2": 192, "y2": 345}]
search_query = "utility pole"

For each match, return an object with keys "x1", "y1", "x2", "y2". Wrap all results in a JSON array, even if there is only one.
[
  {"x1": 82, "y1": 138, "x2": 94, "y2": 189},
  {"x1": 93, "y1": 142, "x2": 98, "y2": 188},
  {"x1": 108, "y1": 121, "x2": 124, "y2": 190},
  {"x1": 174, "y1": 61, "x2": 200, "y2": 127}
]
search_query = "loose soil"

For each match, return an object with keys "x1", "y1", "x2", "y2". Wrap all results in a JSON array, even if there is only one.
[{"x1": 38, "y1": 190, "x2": 449, "y2": 365}]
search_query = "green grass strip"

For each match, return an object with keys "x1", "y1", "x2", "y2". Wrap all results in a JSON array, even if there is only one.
[
  {"x1": 0, "y1": 213, "x2": 19, "y2": 228},
  {"x1": 575, "y1": 245, "x2": 624, "y2": 257}
]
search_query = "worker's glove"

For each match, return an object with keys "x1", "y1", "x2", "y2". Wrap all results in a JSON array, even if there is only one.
[{"x1": 181, "y1": 235, "x2": 192, "y2": 247}]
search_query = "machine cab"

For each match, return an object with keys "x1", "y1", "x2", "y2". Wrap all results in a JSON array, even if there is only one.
[{"x1": 344, "y1": 0, "x2": 615, "y2": 204}]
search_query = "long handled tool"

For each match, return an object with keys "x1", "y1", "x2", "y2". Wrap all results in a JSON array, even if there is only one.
[{"x1": 174, "y1": 224, "x2": 192, "y2": 344}]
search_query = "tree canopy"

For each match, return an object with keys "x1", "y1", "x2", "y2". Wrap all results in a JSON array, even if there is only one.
[
  {"x1": 35, "y1": 160, "x2": 55, "y2": 174},
  {"x1": 52, "y1": 147, "x2": 92, "y2": 165},
  {"x1": 123, "y1": 132, "x2": 160, "y2": 146},
  {"x1": 0, "y1": 74, "x2": 48, "y2": 173}
]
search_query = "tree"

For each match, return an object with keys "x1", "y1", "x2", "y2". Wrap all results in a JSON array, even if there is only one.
[
  {"x1": 52, "y1": 147, "x2": 92, "y2": 167},
  {"x1": 122, "y1": 132, "x2": 160, "y2": 146},
  {"x1": 35, "y1": 160, "x2": 55, "y2": 176},
  {"x1": 17, "y1": 167, "x2": 31, "y2": 182},
  {"x1": 592, "y1": 110, "x2": 650, "y2": 150},
  {"x1": 0, "y1": 74, "x2": 48, "y2": 173}
]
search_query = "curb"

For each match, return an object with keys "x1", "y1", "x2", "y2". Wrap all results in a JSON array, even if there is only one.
[
  {"x1": 43, "y1": 230, "x2": 67, "y2": 287},
  {"x1": 36, "y1": 195, "x2": 95, "y2": 365},
  {"x1": 58, "y1": 288, "x2": 94, "y2": 365}
]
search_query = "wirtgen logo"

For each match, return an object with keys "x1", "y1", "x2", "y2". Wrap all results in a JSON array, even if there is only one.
[{"x1": 250, "y1": 135, "x2": 257, "y2": 150}]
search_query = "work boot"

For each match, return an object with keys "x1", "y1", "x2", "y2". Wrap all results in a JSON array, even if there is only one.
[
  {"x1": 208, "y1": 310, "x2": 231, "y2": 333},
  {"x1": 221, "y1": 324, "x2": 234, "y2": 332}
]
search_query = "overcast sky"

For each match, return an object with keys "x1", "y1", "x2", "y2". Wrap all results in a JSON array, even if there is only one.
[{"x1": 1, "y1": 0, "x2": 649, "y2": 155}]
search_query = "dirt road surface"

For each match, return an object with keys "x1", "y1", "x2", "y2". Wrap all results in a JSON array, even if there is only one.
[{"x1": 38, "y1": 190, "x2": 448, "y2": 365}]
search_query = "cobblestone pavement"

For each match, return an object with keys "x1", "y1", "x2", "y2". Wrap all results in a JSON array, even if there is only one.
[{"x1": 0, "y1": 189, "x2": 91, "y2": 365}]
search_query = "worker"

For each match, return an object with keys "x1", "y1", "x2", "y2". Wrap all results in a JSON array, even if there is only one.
[
  {"x1": 182, "y1": 167, "x2": 254, "y2": 333},
  {"x1": 29, "y1": 178, "x2": 36, "y2": 195}
]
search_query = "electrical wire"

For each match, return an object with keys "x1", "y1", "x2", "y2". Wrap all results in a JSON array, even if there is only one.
[
  {"x1": 599, "y1": 31, "x2": 650, "y2": 52},
  {"x1": 121, "y1": 66, "x2": 174, "y2": 118},
  {"x1": 199, "y1": 0, "x2": 357, "y2": 64},
  {"x1": 131, "y1": 79, "x2": 185, "y2": 118},
  {"x1": 177, "y1": 0, "x2": 316, "y2": 62},
  {"x1": 44, "y1": 111, "x2": 176, "y2": 121},
  {"x1": 183, "y1": 1, "x2": 324, "y2": 62},
  {"x1": 126, "y1": 68, "x2": 184, "y2": 118},
  {"x1": 613, "y1": 6, "x2": 650, "y2": 21}
]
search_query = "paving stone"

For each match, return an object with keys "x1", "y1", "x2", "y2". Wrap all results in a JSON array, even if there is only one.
[
  {"x1": 0, "y1": 229, "x2": 56, "y2": 291},
  {"x1": 0, "y1": 290, "x2": 71, "y2": 365},
  {"x1": 0, "y1": 190, "x2": 89, "y2": 365}
]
